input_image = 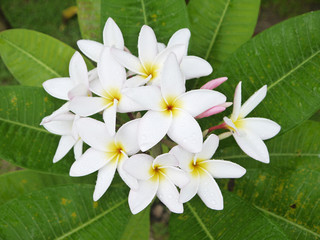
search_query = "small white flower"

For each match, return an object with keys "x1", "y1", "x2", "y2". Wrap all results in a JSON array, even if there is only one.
[
  {"x1": 69, "y1": 118, "x2": 141, "y2": 201},
  {"x1": 111, "y1": 25, "x2": 186, "y2": 87},
  {"x1": 223, "y1": 82, "x2": 281, "y2": 163},
  {"x1": 170, "y1": 134, "x2": 246, "y2": 210},
  {"x1": 124, "y1": 153, "x2": 189, "y2": 214},
  {"x1": 125, "y1": 53, "x2": 226, "y2": 153}
]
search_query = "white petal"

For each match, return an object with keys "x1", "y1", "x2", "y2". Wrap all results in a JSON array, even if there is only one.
[
  {"x1": 124, "y1": 154, "x2": 154, "y2": 180},
  {"x1": 124, "y1": 75, "x2": 150, "y2": 88},
  {"x1": 157, "y1": 42, "x2": 166, "y2": 52},
  {"x1": 233, "y1": 130, "x2": 270, "y2": 163},
  {"x1": 180, "y1": 56, "x2": 212, "y2": 80},
  {"x1": 68, "y1": 84, "x2": 90, "y2": 99},
  {"x1": 43, "y1": 120, "x2": 73, "y2": 135},
  {"x1": 69, "y1": 96, "x2": 107, "y2": 116},
  {"x1": 40, "y1": 103, "x2": 70, "y2": 124},
  {"x1": 138, "y1": 25, "x2": 158, "y2": 67},
  {"x1": 73, "y1": 139, "x2": 83, "y2": 160},
  {"x1": 169, "y1": 146, "x2": 194, "y2": 172},
  {"x1": 124, "y1": 86, "x2": 163, "y2": 111},
  {"x1": 117, "y1": 93, "x2": 145, "y2": 113},
  {"x1": 111, "y1": 48, "x2": 144, "y2": 75},
  {"x1": 223, "y1": 116, "x2": 240, "y2": 135},
  {"x1": 53, "y1": 135, "x2": 76, "y2": 163},
  {"x1": 77, "y1": 40, "x2": 104, "y2": 62},
  {"x1": 117, "y1": 156, "x2": 139, "y2": 190},
  {"x1": 43, "y1": 77, "x2": 74, "y2": 100},
  {"x1": 103, "y1": 100, "x2": 117, "y2": 136},
  {"x1": 69, "y1": 148, "x2": 109, "y2": 176},
  {"x1": 93, "y1": 161, "x2": 118, "y2": 201},
  {"x1": 153, "y1": 153, "x2": 178, "y2": 168},
  {"x1": 168, "y1": 110, "x2": 202, "y2": 153},
  {"x1": 156, "y1": 44, "x2": 186, "y2": 64},
  {"x1": 88, "y1": 68, "x2": 99, "y2": 82},
  {"x1": 139, "y1": 110, "x2": 172, "y2": 151},
  {"x1": 116, "y1": 119, "x2": 140, "y2": 155},
  {"x1": 157, "y1": 175, "x2": 183, "y2": 213},
  {"x1": 241, "y1": 118, "x2": 281, "y2": 140},
  {"x1": 205, "y1": 160, "x2": 246, "y2": 179},
  {"x1": 129, "y1": 179, "x2": 158, "y2": 214},
  {"x1": 69, "y1": 51, "x2": 89, "y2": 86},
  {"x1": 89, "y1": 78, "x2": 105, "y2": 96},
  {"x1": 167, "y1": 28, "x2": 190, "y2": 55},
  {"x1": 240, "y1": 85, "x2": 267, "y2": 118},
  {"x1": 161, "y1": 53, "x2": 185, "y2": 99},
  {"x1": 98, "y1": 47, "x2": 126, "y2": 91},
  {"x1": 76, "y1": 118, "x2": 112, "y2": 151},
  {"x1": 179, "y1": 172, "x2": 199, "y2": 203},
  {"x1": 103, "y1": 17, "x2": 124, "y2": 49},
  {"x1": 178, "y1": 89, "x2": 226, "y2": 117},
  {"x1": 231, "y1": 82, "x2": 242, "y2": 121},
  {"x1": 197, "y1": 170, "x2": 223, "y2": 210},
  {"x1": 196, "y1": 134, "x2": 219, "y2": 160},
  {"x1": 164, "y1": 167, "x2": 189, "y2": 188}
]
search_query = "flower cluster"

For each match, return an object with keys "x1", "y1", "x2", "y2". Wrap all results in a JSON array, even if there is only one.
[{"x1": 41, "y1": 18, "x2": 281, "y2": 214}]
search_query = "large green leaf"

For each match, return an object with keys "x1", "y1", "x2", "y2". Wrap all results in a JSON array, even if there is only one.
[
  {"x1": 0, "y1": 184, "x2": 150, "y2": 240},
  {"x1": 0, "y1": 170, "x2": 95, "y2": 205},
  {"x1": 77, "y1": 0, "x2": 189, "y2": 54},
  {"x1": 0, "y1": 86, "x2": 74, "y2": 174},
  {"x1": 170, "y1": 121, "x2": 320, "y2": 239},
  {"x1": 0, "y1": 29, "x2": 93, "y2": 87},
  {"x1": 187, "y1": 0, "x2": 260, "y2": 69},
  {"x1": 196, "y1": 11, "x2": 320, "y2": 134}
]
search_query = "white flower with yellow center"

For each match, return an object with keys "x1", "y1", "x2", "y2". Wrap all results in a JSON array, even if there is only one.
[
  {"x1": 124, "y1": 153, "x2": 189, "y2": 214},
  {"x1": 69, "y1": 47, "x2": 143, "y2": 135},
  {"x1": 223, "y1": 82, "x2": 281, "y2": 163},
  {"x1": 125, "y1": 53, "x2": 226, "y2": 153},
  {"x1": 69, "y1": 118, "x2": 141, "y2": 201},
  {"x1": 111, "y1": 25, "x2": 186, "y2": 87},
  {"x1": 170, "y1": 134, "x2": 246, "y2": 210}
]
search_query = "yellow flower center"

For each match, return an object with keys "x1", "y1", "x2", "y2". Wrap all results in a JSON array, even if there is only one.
[
  {"x1": 103, "y1": 88, "x2": 122, "y2": 106},
  {"x1": 189, "y1": 158, "x2": 208, "y2": 177},
  {"x1": 106, "y1": 141, "x2": 125, "y2": 163},
  {"x1": 149, "y1": 164, "x2": 165, "y2": 182},
  {"x1": 159, "y1": 96, "x2": 183, "y2": 117},
  {"x1": 141, "y1": 62, "x2": 159, "y2": 82},
  {"x1": 226, "y1": 118, "x2": 245, "y2": 133}
]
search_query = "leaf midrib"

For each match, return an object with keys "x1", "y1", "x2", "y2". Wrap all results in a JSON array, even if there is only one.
[
  {"x1": 0, "y1": 116, "x2": 48, "y2": 133},
  {"x1": 140, "y1": 0, "x2": 148, "y2": 25},
  {"x1": 0, "y1": 35, "x2": 61, "y2": 79},
  {"x1": 55, "y1": 199, "x2": 127, "y2": 240},
  {"x1": 221, "y1": 153, "x2": 319, "y2": 160}
]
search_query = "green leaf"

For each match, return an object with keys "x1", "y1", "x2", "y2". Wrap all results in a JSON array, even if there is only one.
[
  {"x1": 170, "y1": 121, "x2": 320, "y2": 239},
  {"x1": 197, "y1": 11, "x2": 320, "y2": 133},
  {"x1": 0, "y1": 170, "x2": 95, "y2": 205},
  {"x1": 77, "y1": 0, "x2": 189, "y2": 54},
  {"x1": 0, "y1": 86, "x2": 74, "y2": 174},
  {"x1": 0, "y1": 29, "x2": 94, "y2": 87},
  {"x1": 187, "y1": 0, "x2": 260, "y2": 69},
  {"x1": 0, "y1": 184, "x2": 150, "y2": 240}
]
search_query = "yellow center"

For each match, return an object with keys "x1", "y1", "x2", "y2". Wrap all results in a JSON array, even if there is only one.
[
  {"x1": 103, "y1": 88, "x2": 122, "y2": 106},
  {"x1": 141, "y1": 62, "x2": 159, "y2": 82},
  {"x1": 106, "y1": 141, "x2": 125, "y2": 163},
  {"x1": 159, "y1": 96, "x2": 183, "y2": 116},
  {"x1": 226, "y1": 118, "x2": 245, "y2": 133},
  {"x1": 149, "y1": 164, "x2": 165, "y2": 182},
  {"x1": 189, "y1": 158, "x2": 208, "y2": 177}
]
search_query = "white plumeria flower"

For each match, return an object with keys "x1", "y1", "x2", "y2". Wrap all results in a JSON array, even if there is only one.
[
  {"x1": 77, "y1": 17, "x2": 124, "y2": 62},
  {"x1": 124, "y1": 153, "x2": 189, "y2": 214},
  {"x1": 70, "y1": 118, "x2": 141, "y2": 201},
  {"x1": 170, "y1": 134, "x2": 246, "y2": 210},
  {"x1": 223, "y1": 82, "x2": 281, "y2": 163},
  {"x1": 69, "y1": 47, "x2": 143, "y2": 135},
  {"x1": 158, "y1": 28, "x2": 212, "y2": 80},
  {"x1": 112, "y1": 25, "x2": 186, "y2": 87},
  {"x1": 42, "y1": 113, "x2": 83, "y2": 163},
  {"x1": 125, "y1": 53, "x2": 226, "y2": 153}
]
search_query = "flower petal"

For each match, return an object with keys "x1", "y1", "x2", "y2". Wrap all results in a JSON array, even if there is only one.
[
  {"x1": 138, "y1": 25, "x2": 158, "y2": 67},
  {"x1": 43, "y1": 120, "x2": 73, "y2": 135},
  {"x1": 103, "y1": 17, "x2": 124, "y2": 49},
  {"x1": 180, "y1": 56, "x2": 212, "y2": 80},
  {"x1": 124, "y1": 75, "x2": 150, "y2": 88},
  {"x1": 179, "y1": 172, "x2": 199, "y2": 203},
  {"x1": 69, "y1": 148, "x2": 109, "y2": 176},
  {"x1": 73, "y1": 139, "x2": 83, "y2": 160},
  {"x1": 157, "y1": 175, "x2": 183, "y2": 213},
  {"x1": 178, "y1": 89, "x2": 226, "y2": 117},
  {"x1": 167, "y1": 28, "x2": 190, "y2": 55},
  {"x1": 168, "y1": 110, "x2": 202, "y2": 153},
  {"x1": 40, "y1": 102, "x2": 70, "y2": 124},
  {"x1": 139, "y1": 110, "x2": 172, "y2": 151},
  {"x1": 111, "y1": 48, "x2": 144, "y2": 75},
  {"x1": 204, "y1": 160, "x2": 246, "y2": 179},
  {"x1": 157, "y1": 42, "x2": 166, "y2": 52},
  {"x1": 116, "y1": 119, "x2": 140, "y2": 155},
  {"x1": 169, "y1": 145, "x2": 194, "y2": 172},
  {"x1": 201, "y1": 77, "x2": 228, "y2": 90},
  {"x1": 239, "y1": 85, "x2": 267, "y2": 118},
  {"x1": 93, "y1": 161, "x2": 118, "y2": 201},
  {"x1": 103, "y1": 100, "x2": 118, "y2": 136},
  {"x1": 161, "y1": 53, "x2": 185, "y2": 99},
  {"x1": 69, "y1": 51, "x2": 88, "y2": 86},
  {"x1": 89, "y1": 78, "x2": 105, "y2": 96},
  {"x1": 68, "y1": 84, "x2": 90, "y2": 99},
  {"x1": 77, "y1": 40, "x2": 104, "y2": 62},
  {"x1": 231, "y1": 81, "x2": 242, "y2": 121},
  {"x1": 117, "y1": 156, "x2": 139, "y2": 190},
  {"x1": 241, "y1": 117, "x2": 281, "y2": 140},
  {"x1": 164, "y1": 167, "x2": 189, "y2": 188},
  {"x1": 233, "y1": 130, "x2": 270, "y2": 163},
  {"x1": 153, "y1": 153, "x2": 178, "y2": 168},
  {"x1": 53, "y1": 135, "x2": 76, "y2": 163},
  {"x1": 124, "y1": 154, "x2": 154, "y2": 180},
  {"x1": 197, "y1": 170, "x2": 223, "y2": 210},
  {"x1": 117, "y1": 93, "x2": 145, "y2": 113},
  {"x1": 69, "y1": 96, "x2": 107, "y2": 116},
  {"x1": 76, "y1": 117, "x2": 112, "y2": 151},
  {"x1": 43, "y1": 77, "x2": 74, "y2": 100},
  {"x1": 129, "y1": 179, "x2": 158, "y2": 214},
  {"x1": 156, "y1": 44, "x2": 186, "y2": 64},
  {"x1": 196, "y1": 134, "x2": 219, "y2": 160}
]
